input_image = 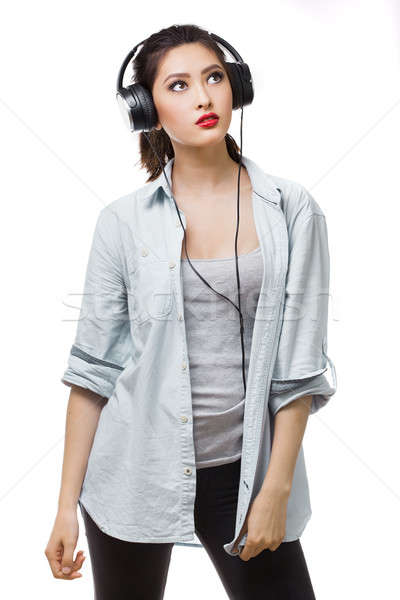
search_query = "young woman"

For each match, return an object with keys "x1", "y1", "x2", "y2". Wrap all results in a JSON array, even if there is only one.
[{"x1": 45, "y1": 24, "x2": 336, "y2": 599}]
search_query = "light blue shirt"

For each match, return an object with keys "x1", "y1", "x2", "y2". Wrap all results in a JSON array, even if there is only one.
[{"x1": 61, "y1": 155, "x2": 337, "y2": 556}]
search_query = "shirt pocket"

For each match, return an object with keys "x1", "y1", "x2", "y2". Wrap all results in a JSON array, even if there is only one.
[{"x1": 127, "y1": 259, "x2": 174, "y2": 326}]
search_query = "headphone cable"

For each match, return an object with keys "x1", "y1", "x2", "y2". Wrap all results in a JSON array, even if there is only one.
[{"x1": 143, "y1": 109, "x2": 247, "y2": 396}]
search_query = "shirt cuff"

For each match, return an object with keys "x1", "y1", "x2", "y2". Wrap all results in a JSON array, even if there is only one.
[{"x1": 269, "y1": 372, "x2": 336, "y2": 416}]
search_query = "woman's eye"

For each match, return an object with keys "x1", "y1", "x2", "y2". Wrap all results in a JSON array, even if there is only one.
[
  {"x1": 168, "y1": 79, "x2": 186, "y2": 92},
  {"x1": 168, "y1": 70, "x2": 224, "y2": 92},
  {"x1": 208, "y1": 71, "x2": 224, "y2": 84}
]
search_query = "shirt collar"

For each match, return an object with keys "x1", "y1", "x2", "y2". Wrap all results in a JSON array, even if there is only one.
[{"x1": 138, "y1": 154, "x2": 281, "y2": 205}]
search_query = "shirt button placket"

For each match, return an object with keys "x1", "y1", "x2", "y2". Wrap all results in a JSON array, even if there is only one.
[{"x1": 170, "y1": 247, "x2": 194, "y2": 534}]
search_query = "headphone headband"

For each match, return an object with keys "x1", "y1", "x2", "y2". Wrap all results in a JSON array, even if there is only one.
[{"x1": 116, "y1": 32, "x2": 245, "y2": 93}]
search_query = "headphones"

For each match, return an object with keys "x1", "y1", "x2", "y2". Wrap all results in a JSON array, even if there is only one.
[
  {"x1": 116, "y1": 31, "x2": 254, "y2": 396},
  {"x1": 116, "y1": 32, "x2": 254, "y2": 131}
]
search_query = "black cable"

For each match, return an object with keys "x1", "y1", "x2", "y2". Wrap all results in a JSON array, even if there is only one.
[{"x1": 143, "y1": 108, "x2": 247, "y2": 397}]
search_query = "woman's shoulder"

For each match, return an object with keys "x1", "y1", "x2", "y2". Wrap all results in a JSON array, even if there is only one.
[
  {"x1": 264, "y1": 170, "x2": 327, "y2": 231},
  {"x1": 96, "y1": 181, "x2": 151, "y2": 231},
  {"x1": 244, "y1": 156, "x2": 327, "y2": 227}
]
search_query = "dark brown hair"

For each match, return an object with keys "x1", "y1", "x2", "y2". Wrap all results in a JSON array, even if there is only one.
[{"x1": 130, "y1": 24, "x2": 242, "y2": 182}]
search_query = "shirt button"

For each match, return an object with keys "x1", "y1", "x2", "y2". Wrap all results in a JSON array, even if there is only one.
[
  {"x1": 178, "y1": 313, "x2": 183, "y2": 321},
  {"x1": 180, "y1": 415, "x2": 188, "y2": 423},
  {"x1": 141, "y1": 248, "x2": 149, "y2": 257},
  {"x1": 169, "y1": 260, "x2": 176, "y2": 269},
  {"x1": 184, "y1": 467, "x2": 192, "y2": 475},
  {"x1": 182, "y1": 361, "x2": 187, "y2": 370},
  {"x1": 176, "y1": 220, "x2": 180, "y2": 227}
]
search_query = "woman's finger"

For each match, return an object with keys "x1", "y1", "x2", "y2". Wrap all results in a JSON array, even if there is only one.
[
  {"x1": 64, "y1": 550, "x2": 86, "y2": 576},
  {"x1": 52, "y1": 550, "x2": 86, "y2": 579}
]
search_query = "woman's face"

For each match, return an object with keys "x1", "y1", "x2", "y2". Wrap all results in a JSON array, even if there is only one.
[{"x1": 151, "y1": 42, "x2": 233, "y2": 148}]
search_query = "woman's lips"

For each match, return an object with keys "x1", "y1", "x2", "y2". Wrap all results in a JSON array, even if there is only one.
[{"x1": 196, "y1": 117, "x2": 219, "y2": 128}]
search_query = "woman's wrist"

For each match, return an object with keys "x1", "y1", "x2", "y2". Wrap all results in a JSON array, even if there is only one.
[
  {"x1": 58, "y1": 498, "x2": 79, "y2": 512},
  {"x1": 260, "y1": 476, "x2": 292, "y2": 498}
]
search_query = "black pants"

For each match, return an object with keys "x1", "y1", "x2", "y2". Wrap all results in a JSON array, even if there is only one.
[{"x1": 80, "y1": 457, "x2": 316, "y2": 599}]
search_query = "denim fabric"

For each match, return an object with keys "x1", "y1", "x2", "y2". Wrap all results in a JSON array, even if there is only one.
[
  {"x1": 80, "y1": 458, "x2": 316, "y2": 599},
  {"x1": 61, "y1": 155, "x2": 337, "y2": 556}
]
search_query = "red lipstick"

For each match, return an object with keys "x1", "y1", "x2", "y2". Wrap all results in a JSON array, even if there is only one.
[{"x1": 195, "y1": 112, "x2": 219, "y2": 127}]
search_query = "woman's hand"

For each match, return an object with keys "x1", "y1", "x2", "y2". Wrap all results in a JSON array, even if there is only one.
[
  {"x1": 44, "y1": 507, "x2": 86, "y2": 579},
  {"x1": 234, "y1": 484, "x2": 290, "y2": 561}
]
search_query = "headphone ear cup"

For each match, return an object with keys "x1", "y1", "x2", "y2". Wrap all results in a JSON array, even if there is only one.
[
  {"x1": 225, "y1": 62, "x2": 254, "y2": 110},
  {"x1": 120, "y1": 83, "x2": 159, "y2": 132}
]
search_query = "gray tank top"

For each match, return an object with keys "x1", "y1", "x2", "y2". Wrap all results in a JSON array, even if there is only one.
[{"x1": 181, "y1": 246, "x2": 263, "y2": 469}]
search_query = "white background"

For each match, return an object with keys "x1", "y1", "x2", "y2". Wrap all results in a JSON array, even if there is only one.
[{"x1": 1, "y1": 0, "x2": 399, "y2": 597}]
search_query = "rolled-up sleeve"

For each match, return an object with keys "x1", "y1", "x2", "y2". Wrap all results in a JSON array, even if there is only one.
[
  {"x1": 269, "y1": 196, "x2": 337, "y2": 416},
  {"x1": 61, "y1": 207, "x2": 131, "y2": 399}
]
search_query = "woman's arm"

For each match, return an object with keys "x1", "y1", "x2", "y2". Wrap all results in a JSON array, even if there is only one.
[
  {"x1": 44, "y1": 385, "x2": 106, "y2": 580},
  {"x1": 48, "y1": 207, "x2": 131, "y2": 579},
  {"x1": 236, "y1": 395, "x2": 312, "y2": 561},
  {"x1": 268, "y1": 195, "x2": 337, "y2": 416},
  {"x1": 58, "y1": 385, "x2": 106, "y2": 511},
  {"x1": 261, "y1": 394, "x2": 312, "y2": 494}
]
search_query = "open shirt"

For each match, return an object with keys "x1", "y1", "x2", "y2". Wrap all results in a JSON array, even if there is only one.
[{"x1": 61, "y1": 154, "x2": 337, "y2": 556}]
